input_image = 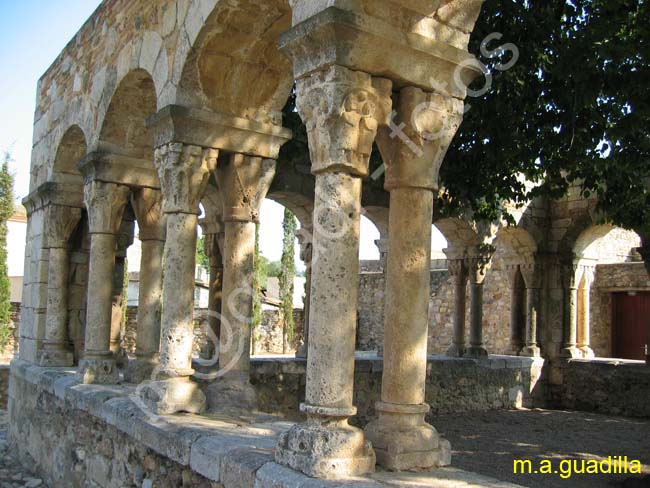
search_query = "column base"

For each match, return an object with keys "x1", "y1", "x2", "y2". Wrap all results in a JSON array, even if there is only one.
[
  {"x1": 365, "y1": 402, "x2": 451, "y2": 471},
  {"x1": 39, "y1": 347, "x2": 74, "y2": 367},
  {"x1": 561, "y1": 345, "x2": 582, "y2": 359},
  {"x1": 124, "y1": 354, "x2": 159, "y2": 384},
  {"x1": 446, "y1": 344, "x2": 466, "y2": 358},
  {"x1": 206, "y1": 372, "x2": 258, "y2": 412},
  {"x1": 464, "y1": 346, "x2": 488, "y2": 359},
  {"x1": 520, "y1": 345, "x2": 541, "y2": 358},
  {"x1": 80, "y1": 353, "x2": 119, "y2": 384},
  {"x1": 138, "y1": 376, "x2": 206, "y2": 415},
  {"x1": 275, "y1": 404, "x2": 376, "y2": 479},
  {"x1": 579, "y1": 346, "x2": 595, "y2": 359}
]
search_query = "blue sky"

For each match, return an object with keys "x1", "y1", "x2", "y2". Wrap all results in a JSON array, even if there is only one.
[
  {"x1": 0, "y1": 1, "x2": 453, "y2": 262},
  {"x1": 0, "y1": 0, "x2": 102, "y2": 200}
]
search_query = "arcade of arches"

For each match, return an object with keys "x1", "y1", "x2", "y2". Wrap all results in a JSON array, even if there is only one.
[{"x1": 9, "y1": 1, "x2": 650, "y2": 487}]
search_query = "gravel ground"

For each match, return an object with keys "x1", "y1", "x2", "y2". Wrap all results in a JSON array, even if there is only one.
[
  {"x1": 0, "y1": 410, "x2": 46, "y2": 488},
  {"x1": 435, "y1": 408, "x2": 650, "y2": 488}
]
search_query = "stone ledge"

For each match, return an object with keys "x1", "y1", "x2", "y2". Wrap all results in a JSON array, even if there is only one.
[{"x1": 9, "y1": 359, "x2": 529, "y2": 487}]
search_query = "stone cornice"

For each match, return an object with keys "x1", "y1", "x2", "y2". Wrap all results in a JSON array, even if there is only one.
[
  {"x1": 148, "y1": 105, "x2": 292, "y2": 160},
  {"x1": 280, "y1": 7, "x2": 484, "y2": 99},
  {"x1": 22, "y1": 182, "x2": 84, "y2": 215},
  {"x1": 78, "y1": 152, "x2": 160, "y2": 190}
]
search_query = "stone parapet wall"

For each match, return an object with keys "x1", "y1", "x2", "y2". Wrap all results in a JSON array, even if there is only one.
[
  {"x1": 8, "y1": 361, "x2": 520, "y2": 488},
  {"x1": 251, "y1": 355, "x2": 546, "y2": 425},
  {"x1": 555, "y1": 359, "x2": 650, "y2": 418}
]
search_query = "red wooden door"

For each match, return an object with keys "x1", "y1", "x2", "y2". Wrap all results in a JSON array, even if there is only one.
[{"x1": 612, "y1": 292, "x2": 650, "y2": 360}]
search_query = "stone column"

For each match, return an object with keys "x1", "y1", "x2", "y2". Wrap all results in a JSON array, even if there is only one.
[
  {"x1": 464, "y1": 250, "x2": 493, "y2": 358},
  {"x1": 39, "y1": 205, "x2": 82, "y2": 367},
  {"x1": 199, "y1": 230, "x2": 224, "y2": 361},
  {"x1": 519, "y1": 262, "x2": 542, "y2": 357},
  {"x1": 207, "y1": 153, "x2": 276, "y2": 410},
  {"x1": 138, "y1": 143, "x2": 217, "y2": 415},
  {"x1": 276, "y1": 66, "x2": 392, "y2": 478},
  {"x1": 375, "y1": 238, "x2": 390, "y2": 272},
  {"x1": 505, "y1": 264, "x2": 525, "y2": 355},
  {"x1": 295, "y1": 228, "x2": 313, "y2": 359},
  {"x1": 124, "y1": 188, "x2": 166, "y2": 383},
  {"x1": 80, "y1": 181, "x2": 130, "y2": 384},
  {"x1": 365, "y1": 87, "x2": 462, "y2": 470},
  {"x1": 110, "y1": 214, "x2": 135, "y2": 368},
  {"x1": 446, "y1": 257, "x2": 469, "y2": 358},
  {"x1": 577, "y1": 265, "x2": 595, "y2": 358},
  {"x1": 561, "y1": 262, "x2": 583, "y2": 358}
]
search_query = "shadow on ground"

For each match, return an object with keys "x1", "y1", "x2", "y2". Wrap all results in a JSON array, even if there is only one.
[{"x1": 435, "y1": 409, "x2": 650, "y2": 488}]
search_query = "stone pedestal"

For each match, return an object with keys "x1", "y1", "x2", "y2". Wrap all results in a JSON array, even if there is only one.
[
  {"x1": 139, "y1": 143, "x2": 217, "y2": 414},
  {"x1": 276, "y1": 66, "x2": 392, "y2": 478},
  {"x1": 446, "y1": 258, "x2": 468, "y2": 358},
  {"x1": 80, "y1": 181, "x2": 130, "y2": 384},
  {"x1": 40, "y1": 205, "x2": 81, "y2": 367}
]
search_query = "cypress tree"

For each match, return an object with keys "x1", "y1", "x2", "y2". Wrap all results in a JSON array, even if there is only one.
[
  {"x1": 0, "y1": 153, "x2": 15, "y2": 351},
  {"x1": 279, "y1": 208, "x2": 297, "y2": 352}
]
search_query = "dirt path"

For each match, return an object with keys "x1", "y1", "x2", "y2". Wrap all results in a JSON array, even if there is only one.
[{"x1": 435, "y1": 409, "x2": 650, "y2": 488}]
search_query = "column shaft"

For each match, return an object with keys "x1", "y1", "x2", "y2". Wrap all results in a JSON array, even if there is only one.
[
  {"x1": 305, "y1": 173, "x2": 361, "y2": 410},
  {"x1": 382, "y1": 188, "x2": 432, "y2": 405},
  {"x1": 521, "y1": 286, "x2": 541, "y2": 357},
  {"x1": 219, "y1": 220, "x2": 256, "y2": 374},
  {"x1": 465, "y1": 280, "x2": 487, "y2": 357},
  {"x1": 446, "y1": 260, "x2": 468, "y2": 357},
  {"x1": 136, "y1": 239, "x2": 164, "y2": 357},
  {"x1": 81, "y1": 233, "x2": 119, "y2": 382},
  {"x1": 158, "y1": 213, "x2": 199, "y2": 377},
  {"x1": 41, "y1": 247, "x2": 73, "y2": 365}
]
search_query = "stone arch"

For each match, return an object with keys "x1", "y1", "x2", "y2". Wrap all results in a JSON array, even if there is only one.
[
  {"x1": 267, "y1": 192, "x2": 314, "y2": 231},
  {"x1": 495, "y1": 227, "x2": 538, "y2": 263},
  {"x1": 176, "y1": 0, "x2": 293, "y2": 123},
  {"x1": 434, "y1": 217, "x2": 480, "y2": 253},
  {"x1": 96, "y1": 69, "x2": 158, "y2": 162},
  {"x1": 52, "y1": 125, "x2": 87, "y2": 182}
]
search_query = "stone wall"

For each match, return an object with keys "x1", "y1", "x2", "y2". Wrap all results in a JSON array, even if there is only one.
[
  {"x1": 555, "y1": 359, "x2": 650, "y2": 418},
  {"x1": 359, "y1": 250, "x2": 516, "y2": 357},
  {"x1": 251, "y1": 355, "x2": 546, "y2": 425},
  {"x1": 254, "y1": 310, "x2": 304, "y2": 355},
  {"x1": 9, "y1": 360, "x2": 517, "y2": 488}
]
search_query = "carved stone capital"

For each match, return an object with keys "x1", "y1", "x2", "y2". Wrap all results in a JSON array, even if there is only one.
[
  {"x1": 296, "y1": 228, "x2": 314, "y2": 264},
  {"x1": 561, "y1": 262, "x2": 583, "y2": 290},
  {"x1": 216, "y1": 153, "x2": 276, "y2": 223},
  {"x1": 520, "y1": 262, "x2": 542, "y2": 290},
  {"x1": 203, "y1": 232, "x2": 224, "y2": 261},
  {"x1": 465, "y1": 246, "x2": 494, "y2": 285},
  {"x1": 83, "y1": 180, "x2": 131, "y2": 235},
  {"x1": 132, "y1": 188, "x2": 166, "y2": 241},
  {"x1": 296, "y1": 65, "x2": 392, "y2": 176},
  {"x1": 43, "y1": 205, "x2": 82, "y2": 249},
  {"x1": 154, "y1": 143, "x2": 218, "y2": 215},
  {"x1": 377, "y1": 87, "x2": 464, "y2": 191}
]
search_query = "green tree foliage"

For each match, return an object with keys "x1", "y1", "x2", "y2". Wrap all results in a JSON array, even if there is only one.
[
  {"x1": 196, "y1": 236, "x2": 210, "y2": 271},
  {"x1": 279, "y1": 209, "x2": 297, "y2": 345},
  {"x1": 441, "y1": 0, "x2": 650, "y2": 233},
  {"x1": 0, "y1": 153, "x2": 14, "y2": 350},
  {"x1": 280, "y1": 1, "x2": 650, "y2": 236}
]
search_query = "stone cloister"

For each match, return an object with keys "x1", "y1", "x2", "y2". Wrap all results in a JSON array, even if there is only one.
[{"x1": 9, "y1": 1, "x2": 650, "y2": 487}]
